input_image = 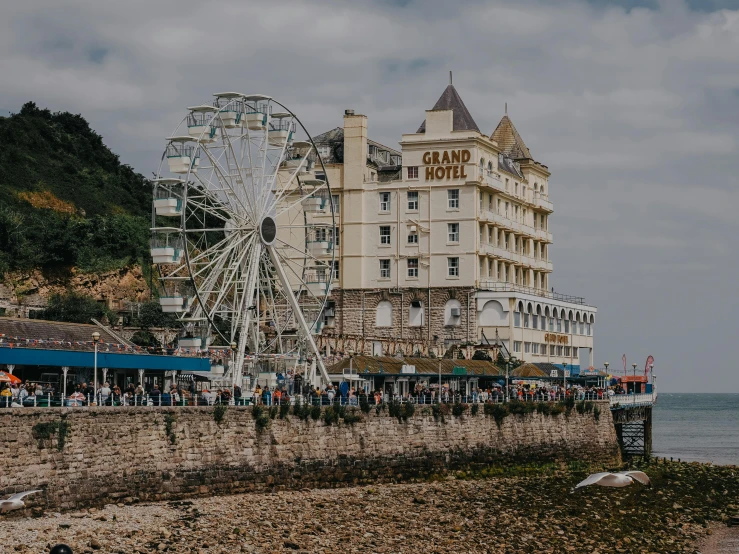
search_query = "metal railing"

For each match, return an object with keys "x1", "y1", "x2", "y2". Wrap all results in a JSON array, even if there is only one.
[
  {"x1": 0, "y1": 391, "x2": 612, "y2": 409},
  {"x1": 477, "y1": 281, "x2": 587, "y2": 305},
  {"x1": 609, "y1": 392, "x2": 657, "y2": 408}
]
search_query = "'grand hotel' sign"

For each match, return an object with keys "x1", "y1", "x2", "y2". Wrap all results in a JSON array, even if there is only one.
[{"x1": 423, "y1": 149, "x2": 471, "y2": 180}]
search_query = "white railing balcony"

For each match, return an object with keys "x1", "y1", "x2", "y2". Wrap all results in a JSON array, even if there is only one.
[
  {"x1": 610, "y1": 391, "x2": 657, "y2": 408},
  {"x1": 533, "y1": 193, "x2": 554, "y2": 212}
]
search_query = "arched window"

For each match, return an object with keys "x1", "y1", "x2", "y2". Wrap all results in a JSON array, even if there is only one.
[
  {"x1": 444, "y1": 299, "x2": 462, "y2": 327},
  {"x1": 487, "y1": 161, "x2": 493, "y2": 174},
  {"x1": 534, "y1": 183, "x2": 539, "y2": 193},
  {"x1": 479, "y1": 158, "x2": 484, "y2": 173},
  {"x1": 409, "y1": 300, "x2": 424, "y2": 327},
  {"x1": 375, "y1": 300, "x2": 392, "y2": 328},
  {"x1": 479, "y1": 300, "x2": 507, "y2": 326}
]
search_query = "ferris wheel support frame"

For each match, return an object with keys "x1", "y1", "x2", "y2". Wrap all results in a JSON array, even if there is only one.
[{"x1": 267, "y1": 244, "x2": 331, "y2": 386}]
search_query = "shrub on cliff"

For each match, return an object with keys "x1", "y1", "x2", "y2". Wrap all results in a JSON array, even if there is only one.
[
  {"x1": 292, "y1": 399, "x2": 311, "y2": 421},
  {"x1": 486, "y1": 404, "x2": 509, "y2": 428},
  {"x1": 471, "y1": 404, "x2": 479, "y2": 416},
  {"x1": 507, "y1": 401, "x2": 535, "y2": 415},
  {"x1": 310, "y1": 405, "x2": 321, "y2": 421},
  {"x1": 452, "y1": 403, "x2": 468, "y2": 417}
]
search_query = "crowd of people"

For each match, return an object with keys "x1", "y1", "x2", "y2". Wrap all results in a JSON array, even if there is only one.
[{"x1": 2, "y1": 376, "x2": 639, "y2": 408}]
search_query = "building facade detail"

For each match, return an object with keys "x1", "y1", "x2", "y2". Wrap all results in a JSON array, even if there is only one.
[{"x1": 307, "y1": 86, "x2": 596, "y2": 371}]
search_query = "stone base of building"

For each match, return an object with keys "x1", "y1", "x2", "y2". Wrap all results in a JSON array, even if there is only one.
[{"x1": 322, "y1": 287, "x2": 478, "y2": 357}]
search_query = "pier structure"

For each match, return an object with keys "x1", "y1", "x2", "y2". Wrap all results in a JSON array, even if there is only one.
[{"x1": 610, "y1": 392, "x2": 657, "y2": 457}]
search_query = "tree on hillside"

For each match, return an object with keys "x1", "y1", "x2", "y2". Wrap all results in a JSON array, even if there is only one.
[{"x1": 31, "y1": 291, "x2": 114, "y2": 324}]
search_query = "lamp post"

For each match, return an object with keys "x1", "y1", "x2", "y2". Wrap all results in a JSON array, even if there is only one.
[
  {"x1": 92, "y1": 331, "x2": 100, "y2": 404},
  {"x1": 604, "y1": 362, "x2": 610, "y2": 389},
  {"x1": 230, "y1": 342, "x2": 237, "y2": 403},
  {"x1": 505, "y1": 357, "x2": 515, "y2": 402},
  {"x1": 632, "y1": 362, "x2": 637, "y2": 393},
  {"x1": 563, "y1": 361, "x2": 568, "y2": 398},
  {"x1": 61, "y1": 366, "x2": 69, "y2": 404}
]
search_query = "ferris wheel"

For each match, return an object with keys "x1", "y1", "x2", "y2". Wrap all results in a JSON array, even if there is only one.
[{"x1": 150, "y1": 92, "x2": 335, "y2": 386}]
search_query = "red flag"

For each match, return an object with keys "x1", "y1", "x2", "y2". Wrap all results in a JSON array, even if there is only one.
[{"x1": 645, "y1": 355, "x2": 654, "y2": 376}]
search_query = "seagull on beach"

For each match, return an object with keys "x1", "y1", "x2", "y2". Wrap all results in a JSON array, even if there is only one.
[
  {"x1": 0, "y1": 490, "x2": 42, "y2": 513},
  {"x1": 573, "y1": 471, "x2": 651, "y2": 491}
]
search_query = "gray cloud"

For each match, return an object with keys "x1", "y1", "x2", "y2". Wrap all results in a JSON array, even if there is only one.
[{"x1": 1, "y1": 0, "x2": 737, "y2": 391}]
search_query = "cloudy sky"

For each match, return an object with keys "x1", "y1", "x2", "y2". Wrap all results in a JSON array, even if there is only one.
[{"x1": 2, "y1": 0, "x2": 738, "y2": 392}]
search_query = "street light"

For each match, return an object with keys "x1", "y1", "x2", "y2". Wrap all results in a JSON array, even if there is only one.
[
  {"x1": 632, "y1": 362, "x2": 638, "y2": 393},
  {"x1": 230, "y1": 342, "x2": 238, "y2": 403},
  {"x1": 92, "y1": 331, "x2": 101, "y2": 404},
  {"x1": 604, "y1": 362, "x2": 610, "y2": 389},
  {"x1": 563, "y1": 361, "x2": 568, "y2": 398},
  {"x1": 505, "y1": 357, "x2": 515, "y2": 403}
]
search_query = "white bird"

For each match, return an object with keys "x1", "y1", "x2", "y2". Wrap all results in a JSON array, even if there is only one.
[
  {"x1": 0, "y1": 490, "x2": 42, "y2": 513},
  {"x1": 574, "y1": 471, "x2": 651, "y2": 490}
]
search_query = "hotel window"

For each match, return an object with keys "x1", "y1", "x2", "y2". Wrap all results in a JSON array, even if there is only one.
[
  {"x1": 557, "y1": 318, "x2": 562, "y2": 332},
  {"x1": 524, "y1": 342, "x2": 531, "y2": 354},
  {"x1": 497, "y1": 199, "x2": 501, "y2": 213},
  {"x1": 557, "y1": 345, "x2": 563, "y2": 356},
  {"x1": 447, "y1": 257, "x2": 459, "y2": 277},
  {"x1": 515, "y1": 183, "x2": 519, "y2": 195},
  {"x1": 541, "y1": 317, "x2": 547, "y2": 331},
  {"x1": 316, "y1": 227, "x2": 328, "y2": 242},
  {"x1": 379, "y1": 192, "x2": 391, "y2": 212},
  {"x1": 564, "y1": 320, "x2": 570, "y2": 333},
  {"x1": 488, "y1": 227, "x2": 493, "y2": 244},
  {"x1": 515, "y1": 206, "x2": 519, "y2": 220},
  {"x1": 488, "y1": 259, "x2": 493, "y2": 278},
  {"x1": 513, "y1": 341, "x2": 522, "y2": 353},
  {"x1": 332, "y1": 260, "x2": 340, "y2": 280},
  {"x1": 448, "y1": 223, "x2": 459, "y2": 243},
  {"x1": 379, "y1": 259, "x2": 391, "y2": 279},
  {"x1": 514, "y1": 311, "x2": 521, "y2": 327},
  {"x1": 331, "y1": 194, "x2": 340, "y2": 215},
  {"x1": 533, "y1": 343, "x2": 539, "y2": 355},
  {"x1": 448, "y1": 189, "x2": 459, "y2": 209},
  {"x1": 573, "y1": 347, "x2": 579, "y2": 357},
  {"x1": 549, "y1": 317, "x2": 554, "y2": 331},
  {"x1": 488, "y1": 194, "x2": 493, "y2": 211},
  {"x1": 564, "y1": 346, "x2": 571, "y2": 357},
  {"x1": 522, "y1": 185, "x2": 526, "y2": 198},
  {"x1": 407, "y1": 191, "x2": 418, "y2": 211},
  {"x1": 580, "y1": 322, "x2": 585, "y2": 335},
  {"x1": 407, "y1": 166, "x2": 418, "y2": 179},
  {"x1": 328, "y1": 227, "x2": 340, "y2": 246},
  {"x1": 379, "y1": 226, "x2": 391, "y2": 245},
  {"x1": 542, "y1": 343, "x2": 547, "y2": 354},
  {"x1": 407, "y1": 258, "x2": 419, "y2": 278},
  {"x1": 523, "y1": 313, "x2": 530, "y2": 328},
  {"x1": 408, "y1": 231, "x2": 418, "y2": 244},
  {"x1": 479, "y1": 192, "x2": 483, "y2": 211},
  {"x1": 409, "y1": 301, "x2": 424, "y2": 327},
  {"x1": 587, "y1": 323, "x2": 592, "y2": 336},
  {"x1": 532, "y1": 314, "x2": 538, "y2": 329},
  {"x1": 550, "y1": 345, "x2": 556, "y2": 356}
]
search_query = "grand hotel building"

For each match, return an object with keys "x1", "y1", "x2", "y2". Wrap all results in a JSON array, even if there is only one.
[{"x1": 306, "y1": 84, "x2": 596, "y2": 372}]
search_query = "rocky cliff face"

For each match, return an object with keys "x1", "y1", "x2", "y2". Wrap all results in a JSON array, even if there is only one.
[{"x1": 0, "y1": 266, "x2": 150, "y2": 315}]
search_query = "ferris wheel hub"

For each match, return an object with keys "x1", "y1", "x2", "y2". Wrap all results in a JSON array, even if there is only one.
[{"x1": 259, "y1": 216, "x2": 277, "y2": 245}]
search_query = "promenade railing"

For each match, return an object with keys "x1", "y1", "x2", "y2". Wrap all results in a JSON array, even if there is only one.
[
  {"x1": 609, "y1": 391, "x2": 658, "y2": 408},
  {"x1": 0, "y1": 391, "x2": 612, "y2": 409}
]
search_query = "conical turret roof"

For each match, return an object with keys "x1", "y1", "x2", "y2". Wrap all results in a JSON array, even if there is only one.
[
  {"x1": 491, "y1": 115, "x2": 531, "y2": 160},
  {"x1": 417, "y1": 85, "x2": 481, "y2": 134}
]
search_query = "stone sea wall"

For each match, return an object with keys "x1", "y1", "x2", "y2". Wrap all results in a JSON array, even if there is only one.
[{"x1": 0, "y1": 403, "x2": 619, "y2": 511}]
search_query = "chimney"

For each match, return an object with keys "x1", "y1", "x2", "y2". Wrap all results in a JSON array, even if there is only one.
[{"x1": 343, "y1": 110, "x2": 367, "y2": 190}]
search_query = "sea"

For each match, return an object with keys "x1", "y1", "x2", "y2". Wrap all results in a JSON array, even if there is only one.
[{"x1": 652, "y1": 393, "x2": 739, "y2": 466}]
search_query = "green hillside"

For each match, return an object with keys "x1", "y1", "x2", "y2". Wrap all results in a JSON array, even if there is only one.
[{"x1": 0, "y1": 102, "x2": 152, "y2": 275}]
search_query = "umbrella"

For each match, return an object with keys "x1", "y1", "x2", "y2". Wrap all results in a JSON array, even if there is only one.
[{"x1": 0, "y1": 371, "x2": 20, "y2": 385}]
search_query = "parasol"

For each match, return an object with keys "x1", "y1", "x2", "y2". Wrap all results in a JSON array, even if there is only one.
[{"x1": 0, "y1": 371, "x2": 20, "y2": 385}]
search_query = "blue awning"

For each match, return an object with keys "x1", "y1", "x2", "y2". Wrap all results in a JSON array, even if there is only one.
[{"x1": 0, "y1": 347, "x2": 211, "y2": 372}]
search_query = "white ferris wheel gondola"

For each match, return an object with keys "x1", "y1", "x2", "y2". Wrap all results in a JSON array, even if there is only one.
[{"x1": 152, "y1": 92, "x2": 335, "y2": 387}]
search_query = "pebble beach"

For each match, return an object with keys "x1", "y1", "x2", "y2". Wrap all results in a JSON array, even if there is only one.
[{"x1": 2, "y1": 460, "x2": 739, "y2": 554}]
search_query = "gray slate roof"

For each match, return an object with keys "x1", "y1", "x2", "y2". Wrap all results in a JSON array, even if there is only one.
[{"x1": 417, "y1": 85, "x2": 481, "y2": 134}]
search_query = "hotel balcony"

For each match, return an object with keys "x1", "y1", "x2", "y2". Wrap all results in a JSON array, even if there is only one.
[
  {"x1": 533, "y1": 193, "x2": 553, "y2": 213},
  {"x1": 534, "y1": 228, "x2": 554, "y2": 243}
]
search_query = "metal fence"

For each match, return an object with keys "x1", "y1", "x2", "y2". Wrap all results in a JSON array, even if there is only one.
[{"x1": 0, "y1": 390, "x2": 613, "y2": 409}]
